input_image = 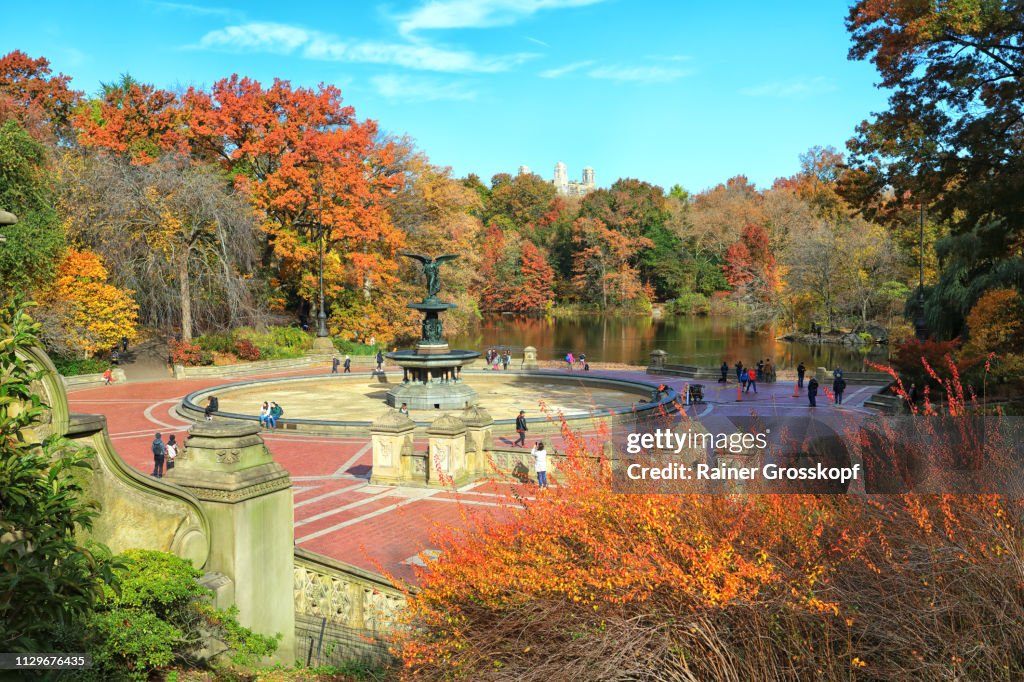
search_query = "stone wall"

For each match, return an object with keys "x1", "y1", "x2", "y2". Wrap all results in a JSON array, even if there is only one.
[
  {"x1": 173, "y1": 354, "x2": 379, "y2": 379},
  {"x1": 293, "y1": 548, "x2": 406, "y2": 666}
]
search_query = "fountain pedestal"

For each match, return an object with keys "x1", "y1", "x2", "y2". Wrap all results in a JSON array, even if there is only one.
[{"x1": 385, "y1": 300, "x2": 480, "y2": 410}]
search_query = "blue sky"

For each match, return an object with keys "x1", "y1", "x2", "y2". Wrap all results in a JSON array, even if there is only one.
[{"x1": 4, "y1": 0, "x2": 889, "y2": 193}]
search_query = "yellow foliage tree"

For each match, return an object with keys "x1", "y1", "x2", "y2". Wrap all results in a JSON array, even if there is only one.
[{"x1": 44, "y1": 249, "x2": 138, "y2": 356}]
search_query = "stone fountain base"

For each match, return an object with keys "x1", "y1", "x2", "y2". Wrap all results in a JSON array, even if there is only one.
[{"x1": 384, "y1": 346, "x2": 480, "y2": 410}]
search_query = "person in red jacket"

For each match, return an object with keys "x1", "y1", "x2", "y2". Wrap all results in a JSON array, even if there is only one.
[{"x1": 745, "y1": 367, "x2": 757, "y2": 394}]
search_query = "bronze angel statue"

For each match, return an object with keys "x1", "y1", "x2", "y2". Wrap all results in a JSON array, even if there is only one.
[{"x1": 401, "y1": 253, "x2": 459, "y2": 299}]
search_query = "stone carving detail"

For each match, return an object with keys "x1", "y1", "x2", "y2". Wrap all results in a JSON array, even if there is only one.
[
  {"x1": 294, "y1": 565, "x2": 354, "y2": 624},
  {"x1": 413, "y1": 456, "x2": 427, "y2": 476},
  {"x1": 362, "y1": 587, "x2": 404, "y2": 632},
  {"x1": 217, "y1": 449, "x2": 241, "y2": 464},
  {"x1": 378, "y1": 441, "x2": 393, "y2": 468},
  {"x1": 183, "y1": 475, "x2": 290, "y2": 503},
  {"x1": 433, "y1": 444, "x2": 450, "y2": 473}
]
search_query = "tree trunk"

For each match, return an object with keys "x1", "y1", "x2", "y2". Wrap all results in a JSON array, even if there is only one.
[{"x1": 179, "y1": 247, "x2": 193, "y2": 341}]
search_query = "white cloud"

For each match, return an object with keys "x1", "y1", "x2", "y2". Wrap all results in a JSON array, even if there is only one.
[
  {"x1": 371, "y1": 74, "x2": 477, "y2": 102},
  {"x1": 539, "y1": 60, "x2": 594, "y2": 78},
  {"x1": 149, "y1": 1, "x2": 236, "y2": 18},
  {"x1": 525, "y1": 36, "x2": 551, "y2": 48},
  {"x1": 740, "y1": 76, "x2": 837, "y2": 98},
  {"x1": 398, "y1": 0, "x2": 605, "y2": 35},
  {"x1": 196, "y1": 22, "x2": 535, "y2": 73},
  {"x1": 588, "y1": 65, "x2": 692, "y2": 84}
]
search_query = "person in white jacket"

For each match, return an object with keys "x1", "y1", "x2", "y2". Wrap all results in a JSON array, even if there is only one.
[{"x1": 531, "y1": 441, "x2": 548, "y2": 489}]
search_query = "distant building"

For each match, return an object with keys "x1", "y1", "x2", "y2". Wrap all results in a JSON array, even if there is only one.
[
  {"x1": 552, "y1": 161, "x2": 596, "y2": 197},
  {"x1": 516, "y1": 161, "x2": 596, "y2": 197}
]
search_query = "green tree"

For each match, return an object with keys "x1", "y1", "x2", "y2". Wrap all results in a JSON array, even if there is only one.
[
  {"x1": 485, "y1": 171, "x2": 557, "y2": 232},
  {"x1": 0, "y1": 299, "x2": 116, "y2": 652},
  {"x1": 0, "y1": 120, "x2": 65, "y2": 295}
]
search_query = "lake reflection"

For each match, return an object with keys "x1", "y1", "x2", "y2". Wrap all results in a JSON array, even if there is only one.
[{"x1": 449, "y1": 314, "x2": 889, "y2": 371}]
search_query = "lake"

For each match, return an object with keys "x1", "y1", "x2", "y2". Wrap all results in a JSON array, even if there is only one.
[{"x1": 449, "y1": 314, "x2": 889, "y2": 371}]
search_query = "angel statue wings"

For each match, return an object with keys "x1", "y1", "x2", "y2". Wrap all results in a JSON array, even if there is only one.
[{"x1": 401, "y1": 253, "x2": 459, "y2": 299}]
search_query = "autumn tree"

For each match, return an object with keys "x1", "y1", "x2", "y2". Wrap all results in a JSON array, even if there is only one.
[
  {"x1": 964, "y1": 288, "x2": 1024, "y2": 384},
  {"x1": 0, "y1": 50, "x2": 81, "y2": 142},
  {"x1": 571, "y1": 216, "x2": 653, "y2": 309},
  {"x1": 722, "y1": 223, "x2": 778, "y2": 310},
  {"x1": 36, "y1": 249, "x2": 139, "y2": 356},
  {"x1": 0, "y1": 120, "x2": 64, "y2": 296},
  {"x1": 477, "y1": 223, "x2": 556, "y2": 313},
  {"x1": 485, "y1": 171, "x2": 557, "y2": 234},
  {"x1": 846, "y1": 1, "x2": 1024, "y2": 339},
  {"x1": 60, "y1": 154, "x2": 260, "y2": 340}
]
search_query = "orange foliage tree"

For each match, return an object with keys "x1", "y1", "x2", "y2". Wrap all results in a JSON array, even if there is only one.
[
  {"x1": 477, "y1": 224, "x2": 556, "y2": 313},
  {"x1": 0, "y1": 50, "x2": 81, "y2": 142},
  {"x1": 41, "y1": 249, "x2": 138, "y2": 356},
  {"x1": 571, "y1": 217, "x2": 652, "y2": 309},
  {"x1": 964, "y1": 287, "x2": 1024, "y2": 385},
  {"x1": 722, "y1": 223, "x2": 778, "y2": 305}
]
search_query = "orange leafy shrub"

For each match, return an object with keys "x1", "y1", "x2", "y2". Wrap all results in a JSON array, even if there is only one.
[{"x1": 396, "y1": 424, "x2": 1024, "y2": 680}]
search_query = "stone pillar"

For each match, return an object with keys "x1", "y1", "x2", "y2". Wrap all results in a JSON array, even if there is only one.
[
  {"x1": 427, "y1": 414, "x2": 468, "y2": 487},
  {"x1": 522, "y1": 346, "x2": 539, "y2": 371},
  {"x1": 369, "y1": 410, "x2": 417, "y2": 486},
  {"x1": 648, "y1": 349, "x2": 668, "y2": 373},
  {"x1": 461, "y1": 405, "x2": 494, "y2": 476},
  {"x1": 169, "y1": 422, "x2": 295, "y2": 663}
]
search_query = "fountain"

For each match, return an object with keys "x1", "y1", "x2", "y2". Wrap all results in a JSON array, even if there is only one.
[{"x1": 384, "y1": 253, "x2": 481, "y2": 410}]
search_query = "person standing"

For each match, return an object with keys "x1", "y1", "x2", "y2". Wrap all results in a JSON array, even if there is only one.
[
  {"x1": 907, "y1": 382, "x2": 918, "y2": 411},
  {"x1": 151, "y1": 433, "x2": 166, "y2": 478},
  {"x1": 399, "y1": 402, "x2": 409, "y2": 415},
  {"x1": 565, "y1": 352, "x2": 574, "y2": 371},
  {"x1": 376, "y1": 350, "x2": 384, "y2": 372},
  {"x1": 103, "y1": 367, "x2": 113, "y2": 386},
  {"x1": 343, "y1": 355, "x2": 351, "y2": 373},
  {"x1": 797, "y1": 361, "x2": 806, "y2": 388},
  {"x1": 833, "y1": 375, "x2": 846, "y2": 406},
  {"x1": 532, "y1": 441, "x2": 548, "y2": 489},
  {"x1": 332, "y1": 356, "x2": 340, "y2": 374},
  {"x1": 578, "y1": 352, "x2": 587, "y2": 369},
  {"x1": 514, "y1": 410, "x2": 528, "y2": 447},
  {"x1": 745, "y1": 368, "x2": 757, "y2": 394},
  {"x1": 756, "y1": 359, "x2": 764, "y2": 382},
  {"x1": 720, "y1": 361, "x2": 729, "y2": 384},
  {"x1": 121, "y1": 335, "x2": 129, "y2": 354},
  {"x1": 807, "y1": 377, "x2": 819, "y2": 407},
  {"x1": 166, "y1": 435, "x2": 178, "y2": 470},
  {"x1": 735, "y1": 361, "x2": 744, "y2": 384},
  {"x1": 502, "y1": 350, "x2": 511, "y2": 371}
]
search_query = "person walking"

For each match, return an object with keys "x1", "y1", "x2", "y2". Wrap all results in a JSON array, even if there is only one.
[
  {"x1": 735, "y1": 360, "x2": 744, "y2": 384},
  {"x1": 833, "y1": 375, "x2": 846, "y2": 406},
  {"x1": 745, "y1": 368, "x2": 757, "y2": 394},
  {"x1": 332, "y1": 356, "x2": 340, "y2": 374},
  {"x1": 502, "y1": 350, "x2": 511, "y2": 370},
  {"x1": 720, "y1": 361, "x2": 729, "y2": 383},
  {"x1": 797, "y1": 361, "x2": 806, "y2": 388},
  {"x1": 259, "y1": 401, "x2": 271, "y2": 428},
  {"x1": 565, "y1": 352, "x2": 574, "y2": 371},
  {"x1": 376, "y1": 350, "x2": 384, "y2": 372},
  {"x1": 343, "y1": 355, "x2": 351, "y2": 373},
  {"x1": 756, "y1": 359, "x2": 764, "y2": 382},
  {"x1": 492, "y1": 352, "x2": 501, "y2": 371},
  {"x1": 808, "y1": 376, "x2": 819, "y2": 407},
  {"x1": 532, "y1": 441, "x2": 548, "y2": 489},
  {"x1": 166, "y1": 435, "x2": 177, "y2": 471},
  {"x1": 514, "y1": 410, "x2": 528, "y2": 447},
  {"x1": 151, "y1": 433, "x2": 166, "y2": 478},
  {"x1": 578, "y1": 352, "x2": 587, "y2": 369},
  {"x1": 103, "y1": 367, "x2": 113, "y2": 386}
]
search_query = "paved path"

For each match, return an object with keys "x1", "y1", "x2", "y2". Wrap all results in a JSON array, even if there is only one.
[{"x1": 66, "y1": 366, "x2": 882, "y2": 583}]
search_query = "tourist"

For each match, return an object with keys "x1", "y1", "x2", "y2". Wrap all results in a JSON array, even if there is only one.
[
  {"x1": 833, "y1": 374, "x2": 846, "y2": 406},
  {"x1": 565, "y1": 351, "x2": 574, "y2": 371},
  {"x1": 268, "y1": 401, "x2": 283, "y2": 428},
  {"x1": 720, "y1": 361, "x2": 728, "y2": 383},
  {"x1": 259, "y1": 401, "x2": 271, "y2": 428},
  {"x1": 111, "y1": 348, "x2": 119, "y2": 366},
  {"x1": 735, "y1": 360, "x2": 744, "y2": 384},
  {"x1": 532, "y1": 441, "x2": 548, "y2": 489},
  {"x1": 121, "y1": 335, "x2": 129, "y2": 353},
  {"x1": 166, "y1": 435, "x2": 177, "y2": 470},
  {"x1": 204, "y1": 396, "x2": 219, "y2": 421},
  {"x1": 344, "y1": 355, "x2": 351, "y2": 373},
  {"x1": 492, "y1": 351, "x2": 501, "y2": 371},
  {"x1": 808, "y1": 376, "x2": 819, "y2": 407},
  {"x1": 756, "y1": 359, "x2": 764, "y2": 382},
  {"x1": 578, "y1": 352, "x2": 587, "y2": 369},
  {"x1": 332, "y1": 356, "x2": 340, "y2": 374},
  {"x1": 515, "y1": 410, "x2": 528, "y2": 447},
  {"x1": 502, "y1": 350, "x2": 511, "y2": 370},
  {"x1": 151, "y1": 432, "x2": 166, "y2": 478},
  {"x1": 797, "y1": 361, "x2": 806, "y2": 388},
  {"x1": 376, "y1": 350, "x2": 384, "y2": 372},
  {"x1": 399, "y1": 402, "x2": 409, "y2": 415},
  {"x1": 103, "y1": 367, "x2": 113, "y2": 385},
  {"x1": 765, "y1": 358, "x2": 776, "y2": 383},
  {"x1": 907, "y1": 383, "x2": 918, "y2": 411},
  {"x1": 745, "y1": 368, "x2": 757, "y2": 394}
]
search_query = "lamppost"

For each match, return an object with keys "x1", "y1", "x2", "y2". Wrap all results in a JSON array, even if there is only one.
[
  {"x1": 914, "y1": 203, "x2": 928, "y2": 341},
  {"x1": 0, "y1": 209, "x2": 15, "y2": 243},
  {"x1": 294, "y1": 182, "x2": 331, "y2": 345}
]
